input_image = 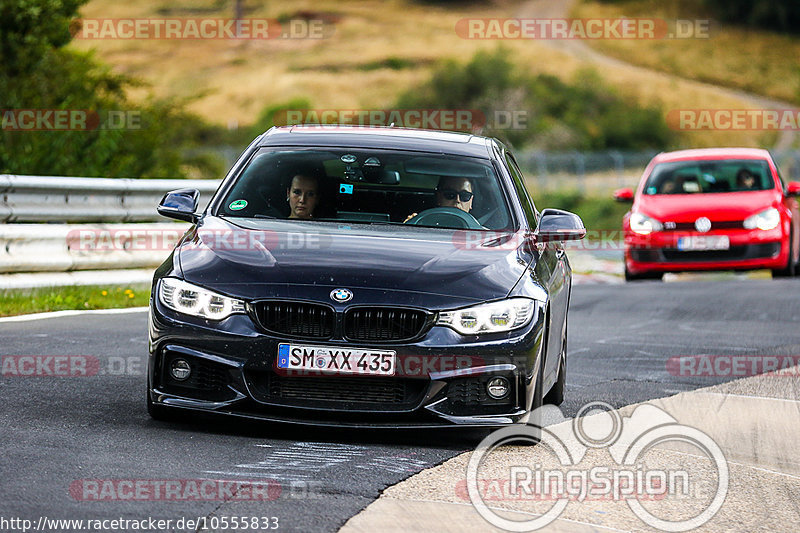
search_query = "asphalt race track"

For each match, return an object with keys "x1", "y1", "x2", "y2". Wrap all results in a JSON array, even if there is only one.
[{"x1": 1, "y1": 278, "x2": 799, "y2": 532}]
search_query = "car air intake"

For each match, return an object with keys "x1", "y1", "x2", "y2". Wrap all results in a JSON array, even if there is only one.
[
  {"x1": 253, "y1": 301, "x2": 334, "y2": 338},
  {"x1": 270, "y1": 375, "x2": 408, "y2": 404},
  {"x1": 344, "y1": 307, "x2": 429, "y2": 342},
  {"x1": 243, "y1": 371, "x2": 429, "y2": 412}
]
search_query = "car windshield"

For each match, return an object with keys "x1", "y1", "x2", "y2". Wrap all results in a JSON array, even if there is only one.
[
  {"x1": 643, "y1": 159, "x2": 773, "y2": 195},
  {"x1": 216, "y1": 148, "x2": 514, "y2": 230}
]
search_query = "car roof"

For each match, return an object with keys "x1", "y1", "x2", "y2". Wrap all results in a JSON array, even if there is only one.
[
  {"x1": 652, "y1": 147, "x2": 772, "y2": 163},
  {"x1": 256, "y1": 125, "x2": 496, "y2": 158}
]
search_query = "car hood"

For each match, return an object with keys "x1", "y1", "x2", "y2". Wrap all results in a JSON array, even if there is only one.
[
  {"x1": 174, "y1": 217, "x2": 530, "y2": 307},
  {"x1": 636, "y1": 190, "x2": 778, "y2": 221}
]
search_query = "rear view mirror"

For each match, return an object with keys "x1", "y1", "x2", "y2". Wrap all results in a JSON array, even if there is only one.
[
  {"x1": 378, "y1": 170, "x2": 400, "y2": 184},
  {"x1": 536, "y1": 209, "x2": 586, "y2": 242},
  {"x1": 157, "y1": 188, "x2": 199, "y2": 223},
  {"x1": 786, "y1": 181, "x2": 800, "y2": 196}
]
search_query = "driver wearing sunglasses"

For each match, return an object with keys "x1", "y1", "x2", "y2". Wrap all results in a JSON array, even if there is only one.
[
  {"x1": 404, "y1": 176, "x2": 474, "y2": 222},
  {"x1": 435, "y1": 176, "x2": 474, "y2": 212}
]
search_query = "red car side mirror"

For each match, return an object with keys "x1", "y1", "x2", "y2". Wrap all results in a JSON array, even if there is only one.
[
  {"x1": 613, "y1": 188, "x2": 634, "y2": 202},
  {"x1": 786, "y1": 181, "x2": 800, "y2": 196}
]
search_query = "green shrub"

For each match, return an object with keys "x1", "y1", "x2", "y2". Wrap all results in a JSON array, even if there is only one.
[
  {"x1": 396, "y1": 48, "x2": 676, "y2": 150},
  {"x1": 535, "y1": 191, "x2": 630, "y2": 232}
]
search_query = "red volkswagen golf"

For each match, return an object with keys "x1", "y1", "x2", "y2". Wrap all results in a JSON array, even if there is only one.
[{"x1": 614, "y1": 148, "x2": 800, "y2": 281}]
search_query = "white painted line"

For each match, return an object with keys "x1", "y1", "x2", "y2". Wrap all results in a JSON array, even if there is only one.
[
  {"x1": 656, "y1": 448, "x2": 800, "y2": 481},
  {"x1": 202, "y1": 470, "x2": 303, "y2": 479},
  {"x1": 0, "y1": 306, "x2": 148, "y2": 323},
  {"x1": 694, "y1": 391, "x2": 800, "y2": 404}
]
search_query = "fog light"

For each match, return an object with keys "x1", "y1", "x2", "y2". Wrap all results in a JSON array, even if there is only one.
[
  {"x1": 486, "y1": 377, "x2": 510, "y2": 399},
  {"x1": 170, "y1": 359, "x2": 191, "y2": 381}
]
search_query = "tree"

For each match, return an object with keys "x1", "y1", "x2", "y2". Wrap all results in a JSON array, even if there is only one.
[{"x1": 0, "y1": 0, "x2": 222, "y2": 177}]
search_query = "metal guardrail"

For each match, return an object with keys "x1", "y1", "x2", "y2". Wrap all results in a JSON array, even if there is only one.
[
  {"x1": 516, "y1": 149, "x2": 800, "y2": 192},
  {"x1": 0, "y1": 175, "x2": 219, "y2": 223},
  {"x1": 0, "y1": 223, "x2": 185, "y2": 274}
]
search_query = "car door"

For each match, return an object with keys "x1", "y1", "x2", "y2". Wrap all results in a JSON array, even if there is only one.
[{"x1": 504, "y1": 151, "x2": 567, "y2": 386}]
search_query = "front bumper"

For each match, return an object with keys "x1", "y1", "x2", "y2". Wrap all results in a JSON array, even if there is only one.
[
  {"x1": 147, "y1": 297, "x2": 545, "y2": 428},
  {"x1": 624, "y1": 227, "x2": 787, "y2": 274}
]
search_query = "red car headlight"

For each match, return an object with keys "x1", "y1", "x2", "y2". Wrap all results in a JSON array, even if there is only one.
[
  {"x1": 630, "y1": 212, "x2": 663, "y2": 235},
  {"x1": 743, "y1": 207, "x2": 780, "y2": 231}
]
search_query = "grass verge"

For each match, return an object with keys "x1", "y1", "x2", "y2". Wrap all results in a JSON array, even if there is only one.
[{"x1": 0, "y1": 283, "x2": 151, "y2": 318}]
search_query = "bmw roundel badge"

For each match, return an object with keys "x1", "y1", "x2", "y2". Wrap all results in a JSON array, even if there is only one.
[{"x1": 330, "y1": 288, "x2": 353, "y2": 302}]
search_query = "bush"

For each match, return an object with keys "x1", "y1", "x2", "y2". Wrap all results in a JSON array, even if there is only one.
[
  {"x1": 534, "y1": 190, "x2": 630, "y2": 232},
  {"x1": 396, "y1": 48, "x2": 676, "y2": 150},
  {"x1": 703, "y1": 0, "x2": 800, "y2": 35}
]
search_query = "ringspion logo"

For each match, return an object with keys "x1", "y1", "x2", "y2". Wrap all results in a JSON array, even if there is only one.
[{"x1": 467, "y1": 402, "x2": 728, "y2": 531}]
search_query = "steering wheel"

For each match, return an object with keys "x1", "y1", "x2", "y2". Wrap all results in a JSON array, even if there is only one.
[
  {"x1": 477, "y1": 206, "x2": 499, "y2": 226},
  {"x1": 405, "y1": 207, "x2": 483, "y2": 230}
]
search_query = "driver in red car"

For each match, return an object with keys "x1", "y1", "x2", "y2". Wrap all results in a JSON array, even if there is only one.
[
  {"x1": 404, "y1": 176, "x2": 474, "y2": 222},
  {"x1": 736, "y1": 168, "x2": 758, "y2": 190}
]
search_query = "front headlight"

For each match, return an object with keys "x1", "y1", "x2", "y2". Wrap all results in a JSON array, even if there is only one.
[
  {"x1": 159, "y1": 278, "x2": 245, "y2": 320},
  {"x1": 437, "y1": 298, "x2": 536, "y2": 335},
  {"x1": 629, "y1": 212, "x2": 663, "y2": 235},
  {"x1": 743, "y1": 207, "x2": 780, "y2": 231}
]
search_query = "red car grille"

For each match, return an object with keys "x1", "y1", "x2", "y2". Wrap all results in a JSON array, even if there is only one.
[{"x1": 663, "y1": 220, "x2": 743, "y2": 231}]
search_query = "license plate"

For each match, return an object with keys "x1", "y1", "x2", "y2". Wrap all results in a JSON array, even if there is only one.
[
  {"x1": 677, "y1": 235, "x2": 730, "y2": 251},
  {"x1": 277, "y1": 343, "x2": 396, "y2": 376}
]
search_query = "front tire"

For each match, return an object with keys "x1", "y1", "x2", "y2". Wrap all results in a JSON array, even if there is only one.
[
  {"x1": 544, "y1": 351, "x2": 565, "y2": 406},
  {"x1": 772, "y1": 232, "x2": 797, "y2": 278},
  {"x1": 544, "y1": 321, "x2": 566, "y2": 406}
]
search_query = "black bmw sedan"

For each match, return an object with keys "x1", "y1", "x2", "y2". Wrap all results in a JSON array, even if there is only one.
[{"x1": 148, "y1": 125, "x2": 585, "y2": 428}]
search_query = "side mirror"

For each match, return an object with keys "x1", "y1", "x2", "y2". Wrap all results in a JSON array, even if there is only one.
[
  {"x1": 613, "y1": 188, "x2": 634, "y2": 202},
  {"x1": 157, "y1": 188, "x2": 199, "y2": 223},
  {"x1": 535, "y1": 208, "x2": 586, "y2": 242},
  {"x1": 786, "y1": 181, "x2": 800, "y2": 196}
]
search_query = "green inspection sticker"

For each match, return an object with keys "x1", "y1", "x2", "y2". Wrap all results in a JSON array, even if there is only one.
[{"x1": 229, "y1": 199, "x2": 248, "y2": 210}]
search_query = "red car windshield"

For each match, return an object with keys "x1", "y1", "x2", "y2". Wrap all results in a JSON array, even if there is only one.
[{"x1": 643, "y1": 159, "x2": 773, "y2": 195}]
